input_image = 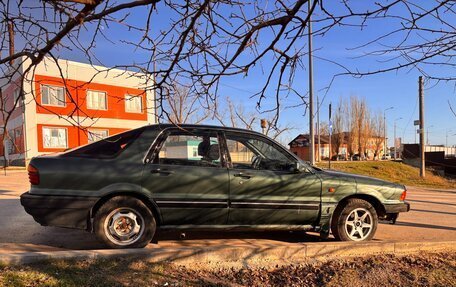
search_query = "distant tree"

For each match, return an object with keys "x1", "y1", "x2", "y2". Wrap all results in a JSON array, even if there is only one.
[
  {"x1": 331, "y1": 99, "x2": 345, "y2": 159},
  {"x1": 345, "y1": 97, "x2": 357, "y2": 159},
  {"x1": 2, "y1": 0, "x2": 456, "y2": 163},
  {"x1": 361, "y1": 107, "x2": 372, "y2": 159},
  {"x1": 319, "y1": 122, "x2": 329, "y2": 137},
  {"x1": 214, "y1": 97, "x2": 292, "y2": 142},
  {"x1": 371, "y1": 111, "x2": 385, "y2": 160},
  {"x1": 162, "y1": 81, "x2": 209, "y2": 125}
]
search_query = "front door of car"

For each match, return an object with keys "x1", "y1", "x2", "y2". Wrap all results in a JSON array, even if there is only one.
[
  {"x1": 142, "y1": 129, "x2": 229, "y2": 226},
  {"x1": 224, "y1": 132, "x2": 322, "y2": 226}
]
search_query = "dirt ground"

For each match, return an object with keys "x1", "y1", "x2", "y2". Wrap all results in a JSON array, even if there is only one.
[{"x1": 1, "y1": 251, "x2": 455, "y2": 286}]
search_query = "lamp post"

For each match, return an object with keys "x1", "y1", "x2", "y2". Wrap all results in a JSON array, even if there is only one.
[
  {"x1": 394, "y1": 117, "x2": 402, "y2": 160},
  {"x1": 308, "y1": 0, "x2": 315, "y2": 165},
  {"x1": 383, "y1": 107, "x2": 393, "y2": 159}
]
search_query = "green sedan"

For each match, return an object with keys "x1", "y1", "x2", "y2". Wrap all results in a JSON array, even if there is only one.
[{"x1": 21, "y1": 124, "x2": 409, "y2": 248}]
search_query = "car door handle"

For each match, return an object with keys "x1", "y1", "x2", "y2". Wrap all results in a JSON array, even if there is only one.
[
  {"x1": 233, "y1": 172, "x2": 253, "y2": 179},
  {"x1": 150, "y1": 169, "x2": 174, "y2": 175}
]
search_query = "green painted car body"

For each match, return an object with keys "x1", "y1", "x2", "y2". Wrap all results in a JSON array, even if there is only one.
[{"x1": 21, "y1": 124, "x2": 409, "y2": 237}]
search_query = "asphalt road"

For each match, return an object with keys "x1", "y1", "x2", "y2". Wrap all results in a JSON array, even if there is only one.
[{"x1": 1, "y1": 170, "x2": 455, "y2": 254}]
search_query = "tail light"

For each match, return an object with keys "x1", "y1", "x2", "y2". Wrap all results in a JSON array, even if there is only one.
[
  {"x1": 27, "y1": 164, "x2": 40, "y2": 185},
  {"x1": 400, "y1": 189, "x2": 407, "y2": 201}
]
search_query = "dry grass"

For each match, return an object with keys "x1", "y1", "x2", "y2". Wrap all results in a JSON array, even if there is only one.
[
  {"x1": 0, "y1": 252, "x2": 455, "y2": 286},
  {"x1": 317, "y1": 161, "x2": 456, "y2": 189}
]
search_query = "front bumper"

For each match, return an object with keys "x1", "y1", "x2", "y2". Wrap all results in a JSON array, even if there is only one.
[
  {"x1": 384, "y1": 201, "x2": 410, "y2": 214},
  {"x1": 20, "y1": 192, "x2": 98, "y2": 230}
]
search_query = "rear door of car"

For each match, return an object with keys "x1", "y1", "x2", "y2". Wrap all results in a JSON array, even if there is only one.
[
  {"x1": 223, "y1": 131, "x2": 322, "y2": 226},
  {"x1": 142, "y1": 128, "x2": 229, "y2": 226}
]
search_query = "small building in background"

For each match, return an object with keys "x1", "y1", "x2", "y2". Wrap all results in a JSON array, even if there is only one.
[
  {"x1": 289, "y1": 132, "x2": 384, "y2": 161},
  {"x1": 0, "y1": 57, "x2": 155, "y2": 165}
]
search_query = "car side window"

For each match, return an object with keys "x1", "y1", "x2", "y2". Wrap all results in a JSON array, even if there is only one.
[
  {"x1": 157, "y1": 132, "x2": 221, "y2": 168},
  {"x1": 226, "y1": 134, "x2": 295, "y2": 172}
]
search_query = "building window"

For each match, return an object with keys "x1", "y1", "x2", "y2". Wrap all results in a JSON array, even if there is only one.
[
  {"x1": 88, "y1": 129, "x2": 109, "y2": 143},
  {"x1": 41, "y1": 85, "x2": 65, "y2": 107},
  {"x1": 87, "y1": 90, "x2": 107, "y2": 110},
  {"x1": 125, "y1": 94, "x2": 142, "y2": 113},
  {"x1": 43, "y1": 127, "x2": 67, "y2": 148}
]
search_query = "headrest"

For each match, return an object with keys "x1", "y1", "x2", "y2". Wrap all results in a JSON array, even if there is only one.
[
  {"x1": 207, "y1": 144, "x2": 220, "y2": 161},
  {"x1": 198, "y1": 138, "x2": 211, "y2": 157}
]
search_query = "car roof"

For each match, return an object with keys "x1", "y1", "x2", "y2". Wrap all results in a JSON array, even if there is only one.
[{"x1": 144, "y1": 123, "x2": 267, "y2": 137}]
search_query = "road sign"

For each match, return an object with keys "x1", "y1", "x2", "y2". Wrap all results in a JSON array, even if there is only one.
[{"x1": 414, "y1": 120, "x2": 420, "y2": 126}]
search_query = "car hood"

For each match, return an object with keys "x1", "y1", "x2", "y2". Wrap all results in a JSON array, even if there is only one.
[{"x1": 321, "y1": 169, "x2": 405, "y2": 190}]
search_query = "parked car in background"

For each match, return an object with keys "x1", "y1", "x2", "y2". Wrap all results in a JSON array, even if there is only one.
[
  {"x1": 382, "y1": 154, "x2": 392, "y2": 160},
  {"x1": 21, "y1": 124, "x2": 410, "y2": 248}
]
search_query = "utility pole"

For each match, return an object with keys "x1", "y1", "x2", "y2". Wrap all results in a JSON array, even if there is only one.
[
  {"x1": 328, "y1": 103, "x2": 332, "y2": 169},
  {"x1": 419, "y1": 76, "x2": 425, "y2": 178},
  {"x1": 317, "y1": 96, "x2": 320, "y2": 162},
  {"x1": 308, "y1": 0, "x2": 315, "y2": 165},
  {"x1": 394, "y1": 117, "x2": 402, "y2": 160},
  {"x1": 383, "y1": 107, "x2": 393, "y2": 159}
]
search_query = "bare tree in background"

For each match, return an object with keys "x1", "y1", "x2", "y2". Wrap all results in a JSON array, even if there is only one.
[
  {"x1": 319, "y1": 122, "x2": 329, "y2": 136},
  {"x1": 1, "y1": 0, "x2": 456, "y2": 165},
  {"x1": 215, "y1": 97, "x2": 293, "y2": 142},
  {"x1": 361, "y1": 108, "x2": 372, "y2": 159},
  {"x1": 331, "y1": 99, "x2": 345, "y2": 159},
  {"x1": 162, "y1": 82, "x2": 209, "y2": 125},
  {"x1": 351, "y1": 97, "x2": 366, "y2": 158},
  {"x1": 345, "y1": 98, "x2": 357, "y2": 160},
  {"x1": 372, "y1": 111, "x2": 385, "y2": 160}
]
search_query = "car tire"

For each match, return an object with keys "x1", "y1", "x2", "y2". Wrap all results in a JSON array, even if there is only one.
[
  {"x1": 94, "y1": 196, "x2": 156, "y2": 249},
  {"x1": 331, "y1": 198, "x2": 378, "y2": 242}
]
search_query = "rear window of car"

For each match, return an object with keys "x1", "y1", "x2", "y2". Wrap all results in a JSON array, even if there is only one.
[{"x1": 62, "y1": 128, "x2": 144, "y2": 159}]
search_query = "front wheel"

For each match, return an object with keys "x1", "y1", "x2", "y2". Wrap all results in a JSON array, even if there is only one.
[
  {"x1": 94, "y1": 196, "x2": 156, "y2": 248},
  {"x1": 331, "y1": 199, "x2": 378, "y2": 242}
]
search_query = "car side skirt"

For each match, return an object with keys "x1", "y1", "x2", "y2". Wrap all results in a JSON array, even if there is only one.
[{"x1": 158, "y1": 224, "x2": 315, "y2": 231}]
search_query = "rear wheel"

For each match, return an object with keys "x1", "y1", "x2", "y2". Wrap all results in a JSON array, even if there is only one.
[
  {"x1": 331, "y1": 199, "x2": 378, "y2": 242},
  {"x1": 94, "y1": 196, "x2": 156, "y2": 248}
]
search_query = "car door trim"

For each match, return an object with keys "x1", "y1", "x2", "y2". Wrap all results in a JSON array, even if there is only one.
[
  {"x1": 154, "y1": 198, "x2": 319, "y2": 210},
  {"x1": 155, "y1": 200, "x2": 228, "y2": 209},
  {"x1": 230, "y1": 201, "x2": 319, "y2": 210}
]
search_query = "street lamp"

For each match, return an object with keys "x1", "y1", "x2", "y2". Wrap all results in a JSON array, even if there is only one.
[
  {"x1": 383, "y1": 107, "x2": 394, "y2": 158},
  {"x1": 394, "y1": 117, "x2": 402, "y2": 160}
]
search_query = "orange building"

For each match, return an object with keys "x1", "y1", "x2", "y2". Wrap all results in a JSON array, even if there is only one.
[{"x1": 1, "y1": 57, "x2": 156, "y2": 165}]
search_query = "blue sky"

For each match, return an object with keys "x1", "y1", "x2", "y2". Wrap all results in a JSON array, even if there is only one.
[{"x1": 21, "y1": 1, "x2": 456, "y2": 146}]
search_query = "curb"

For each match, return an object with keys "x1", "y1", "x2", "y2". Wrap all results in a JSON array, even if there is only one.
[{"x1": 1, "y1": 241, "x2": 455, "y2": 267}]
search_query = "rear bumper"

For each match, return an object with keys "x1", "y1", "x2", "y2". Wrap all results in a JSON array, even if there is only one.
[
  {"x1": 20, "y1": 192, "x2": 98, "y2": 230},
  {"x1": 384, "y1": 201, "x2": 410, "y2": 214}
]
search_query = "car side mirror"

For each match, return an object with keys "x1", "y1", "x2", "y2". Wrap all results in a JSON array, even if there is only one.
[{"x1": 292, "y1": 161, "x2": 302, "y2": 173}]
